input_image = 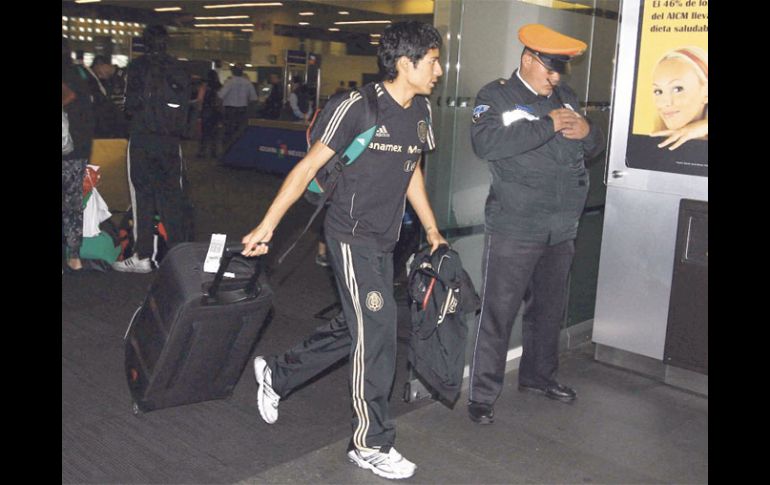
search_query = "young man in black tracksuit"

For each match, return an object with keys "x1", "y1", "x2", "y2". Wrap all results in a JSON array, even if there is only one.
[{"x1": 241, "y1": 21, "x2": 445, "y2": 481}]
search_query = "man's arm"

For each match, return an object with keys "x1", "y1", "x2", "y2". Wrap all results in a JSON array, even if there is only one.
[
  {"x1": 579, "y1": 117, "x2": 605, "y2": 159},
  {"x1": 557, "y1": 87, "x2": 605, "y2": 158},
  {"x1": 217, "y1": 79, "x2": 230, "y2": 101},
  {"x1": 471, "y1": 87, "x2": 556, "y2": 161},
  {"x1": 406, "y1": 163, "x2": 448, "y2": 253},
  {"x1": 241, "y1": 141, "x2": 336, "y2": 256},
  {"x1": 62, "y1": 81, "x2": 76, "y2": 106},
  {"x1": 288, "y1": 93, "x2": 303, "y2": 119}
]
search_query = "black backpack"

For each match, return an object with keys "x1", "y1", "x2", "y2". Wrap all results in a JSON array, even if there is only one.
[
  {"x1": 276, "y1": 83, "x2": 378, "y2": 264},
  {"x1": 140, "y1": 55, "x2": 190, "y2": 137}
]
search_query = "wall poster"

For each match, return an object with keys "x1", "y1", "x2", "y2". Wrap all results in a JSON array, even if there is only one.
[{"x1": 625, "y1": 0, "x2": 708, "y2": 177}]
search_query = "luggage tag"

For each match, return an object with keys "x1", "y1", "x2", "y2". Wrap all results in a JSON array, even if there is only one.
[{"x1": 204, "y1": 233, "x2": 235, "y2": 277}]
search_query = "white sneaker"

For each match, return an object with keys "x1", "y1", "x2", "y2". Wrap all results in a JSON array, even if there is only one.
[
  {"x1": 254, "y1": 356, "x2": 280, "y2": 424},
  {"x1": 347, "y1": 446, "x2": 417, "y2": 480},
  {"x1": 112, "y1": 254, "x2": 152, "y2": 274}
]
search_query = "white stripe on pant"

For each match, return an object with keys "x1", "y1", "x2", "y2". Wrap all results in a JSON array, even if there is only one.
[{"x1": 341, "y1": 242, "x2": 374, "y2": 452}]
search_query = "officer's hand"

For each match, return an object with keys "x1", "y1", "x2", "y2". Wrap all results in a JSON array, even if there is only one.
[
  {"x1": 426, "y1": 228, "x2": 449, "y2": 255},
  {"x1": 561, "y1": 113, "x2": 590, "y2": 139},
  {"x1": 549, "y1": 108, "x2": 574, "y2": 132},
  {"x1": 241, "y1": 223, "x2": 273, "y2": 257},
  {"x1": 550, "y1": 108, "x2": 590, "y2": 140}
]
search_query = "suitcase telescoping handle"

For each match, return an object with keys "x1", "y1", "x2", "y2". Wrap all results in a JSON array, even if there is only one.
[{"x1": 206, "y1": 242, "x2": 267, "y2": 304}]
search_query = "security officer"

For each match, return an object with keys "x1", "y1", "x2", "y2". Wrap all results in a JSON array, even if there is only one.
[{"x1": 467, "y1": 24, "x2": 604, "y2": 424}]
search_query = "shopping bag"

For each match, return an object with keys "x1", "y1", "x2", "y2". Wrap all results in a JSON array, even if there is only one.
[{"x1": 83, "y1": 187, "x2": 112, "y2": 238}]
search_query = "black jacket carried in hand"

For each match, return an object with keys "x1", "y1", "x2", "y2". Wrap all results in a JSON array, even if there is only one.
[{"x1": 407, "y1": 245, "x2": 480, "y2": 406}]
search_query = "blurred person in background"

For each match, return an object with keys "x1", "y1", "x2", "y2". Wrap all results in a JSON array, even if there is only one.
[
  {"x1": 218, "y1": 64, "x2": 257, "y2": 147},
  {"x1": 197, "y1": 69, "x2": 223, "y2": 158},
  {"x1": 62, "y1": 37, "x2": 95, "y2": 273}
]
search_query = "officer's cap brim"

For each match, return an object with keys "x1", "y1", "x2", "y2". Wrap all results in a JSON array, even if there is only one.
[{"x1": 519, "y1": 24, "x2": 586, "y2": 73}]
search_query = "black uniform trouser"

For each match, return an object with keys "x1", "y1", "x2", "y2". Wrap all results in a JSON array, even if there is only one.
[
  {"x1": 469, "y1": 233, "x2": 575, "y2": 405},
  {"x1": 127, "y1": 133, "x2": 187, "y2": 259},
  {"x1": 267, "y1": 236, "x2": 397, "y2": 451}
]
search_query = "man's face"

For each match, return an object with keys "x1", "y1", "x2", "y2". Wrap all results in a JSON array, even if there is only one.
[
  {"x1": 404, "y1": 48, "x2": 443, "y2": 96},
  {"x1": 94, "y1": 63, "x2": 115, "y2": 80},
  {"x1": 520, "y1": 51, "x2": 562, "y2": 97},
  {"x1": 652, "y1": 58, "x2": 708, "y2": 130}
]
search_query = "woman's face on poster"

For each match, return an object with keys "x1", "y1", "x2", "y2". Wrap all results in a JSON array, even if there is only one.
[{"x1": 652, "y1": 57, "x2": 708, "y2": 130}]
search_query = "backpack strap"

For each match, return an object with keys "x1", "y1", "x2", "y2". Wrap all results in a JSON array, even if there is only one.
[
  {"x1": 307, "y1": 83, "x2": 378, "y2": 194},
  {"x1": 276, "y1": 83, "x2": 379, "y2": 265}
]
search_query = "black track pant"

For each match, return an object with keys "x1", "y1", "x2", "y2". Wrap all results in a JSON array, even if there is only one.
[
  {"x1": 469, "y1": 233, "x2": 575, "y2": 405},
  {"x1": 127, "y1": 133, "x2": 186, "y2": 259},
  {"x1": 267, "y1": 236, "x2": 397, "y2": 451}
]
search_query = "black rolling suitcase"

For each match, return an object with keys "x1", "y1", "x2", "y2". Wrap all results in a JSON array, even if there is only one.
[{"x1": 124, "y1": 242, "x2": 272, "y2": 414}]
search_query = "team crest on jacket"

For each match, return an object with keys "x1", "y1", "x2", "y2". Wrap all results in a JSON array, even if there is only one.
[
  {"x1": 366, "y1": 291, "x2": 384, "y2": 312},
  {"x1": 417, "y1": 120, "x2": 428, "y2": 143}
]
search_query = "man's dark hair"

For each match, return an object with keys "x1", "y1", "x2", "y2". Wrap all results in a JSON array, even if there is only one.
[
  {"x1": 91, "y1": 54, "x2": 111, "y2": 67},
  {"x1": 231, "y1": 65, "x2": 244, "y2": 76},
  {"x1": 143, "y1": 24, "x2": 168, "y2": 53},
  {"x1": 377, "y1": 21, "x2": 442, "y2": 81}
]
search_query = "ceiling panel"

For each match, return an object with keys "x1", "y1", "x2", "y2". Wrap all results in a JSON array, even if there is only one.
[{"x1": 62, "y1": 1, "x2": 433, "y2": 38}]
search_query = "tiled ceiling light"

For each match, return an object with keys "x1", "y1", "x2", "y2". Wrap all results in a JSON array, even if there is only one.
[{"x1": 204, "y1": 3, "x2": 283, "y2": 8}]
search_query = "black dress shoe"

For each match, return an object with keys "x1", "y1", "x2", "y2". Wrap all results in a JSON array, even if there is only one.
[
  {"x1": 518, "y1": 382, "x2": 576, "y2": 403},
  {"x1": 468, "y1": 402, "x2": 494, "y2": 424}
]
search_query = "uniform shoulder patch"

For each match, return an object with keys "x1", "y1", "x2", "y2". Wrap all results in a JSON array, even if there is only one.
[{"x1": 472, "y1": 104, "x2": 490, "y2": 124}]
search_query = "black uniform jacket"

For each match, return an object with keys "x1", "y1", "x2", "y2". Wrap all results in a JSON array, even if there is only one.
[{"x1": 471, "y1": 70, "x2": 604, "y2": 244}]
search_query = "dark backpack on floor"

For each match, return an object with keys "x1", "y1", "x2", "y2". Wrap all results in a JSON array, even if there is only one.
[
  {"x1": 141, "y1": 55, "x2": 190, "y2": 137},
  {"x1": 407, "y1": 245, "x2": 480, "y2": 406}
]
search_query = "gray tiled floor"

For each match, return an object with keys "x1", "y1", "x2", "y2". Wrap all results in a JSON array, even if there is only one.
[{"x1": 246, "y1": 344, "x2": 708, "y2": 484}]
